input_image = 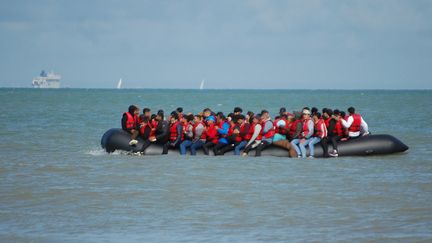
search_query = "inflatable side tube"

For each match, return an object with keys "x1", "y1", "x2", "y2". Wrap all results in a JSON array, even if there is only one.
[{"x1": 101, "y1": 128, "x2": 409, "y2": 157}]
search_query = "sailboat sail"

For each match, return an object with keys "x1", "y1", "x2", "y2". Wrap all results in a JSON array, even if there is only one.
[
  {"x1": 117, "y1": 78, "x2": 122, "y2": 89},
  {"x1": 200, "y1": 79, "x2": 205, "y2": 90}
]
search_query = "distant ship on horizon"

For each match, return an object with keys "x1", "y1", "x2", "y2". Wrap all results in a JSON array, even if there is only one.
[{"x1": 32, "y1": 70, "x2": 61, "y2": 88}]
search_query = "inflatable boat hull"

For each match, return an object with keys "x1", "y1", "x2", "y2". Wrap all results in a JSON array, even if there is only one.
[{"x1": 101, "y1": 128, "x2": 409, "y2": 157}]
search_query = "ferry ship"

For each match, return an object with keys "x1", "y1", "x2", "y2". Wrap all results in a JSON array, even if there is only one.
[{"x1": 32, "y1": 70, "x2": 61, "y2": 88}]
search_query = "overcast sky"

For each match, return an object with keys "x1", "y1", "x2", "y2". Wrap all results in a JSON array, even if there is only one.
[{"x1": 1, "y1": 0, "x2": 431, "y2": 89}]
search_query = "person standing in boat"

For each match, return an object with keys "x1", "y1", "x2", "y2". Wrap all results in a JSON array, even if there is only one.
[
  {"x1": 339, "y1": 107, "x2": 369, "y2": 139},
  {"x1": 291, "y1": 109, "x2": 314, "y2": 158},
  {"x1": 121, "y1": 105, "x2": 140, "y2": 146}
]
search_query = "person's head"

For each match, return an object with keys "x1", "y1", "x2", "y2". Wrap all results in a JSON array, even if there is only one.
[
  {"x1": 341, "y1": 111, "x2": 346, "y2": 118},
  {"x1": 302, "y1": 109, "x2": 311, "y2": 120},
  {"x1": 311, "y1": 107, "x2": 318, "y2": 115},
  {"x1": 323, "y1": 108, "x2": 332, "y2": 119},
  {"x1": 143, "y1": 108, "x2": 151, "y2": 117},
  {"x1": 287, "y1": 112, "x2": 295, "y2": 121},
  {"x1": 203, "y1": 108, "x2": 212, "y2": 118},
  {"x1": 279, "y1": 107, "x2": 287, "y2": 116},
  {"x1": 261, "y1": 110, "x2": 269, "y2": 119},
  {"x1": 333, "y1": 109, "x2": 340, "y2": 118},
  {"x1": 128, "y1": 105, "x2": 139, "y2": 115},
  {"x1": 170, "y1": 112, "x2": 179, "y2": 123},
  {"x1": 185, "y1": 114, "x2": 194, "y2": 123},
  {"x1": 194, "y1": 114, "x2": 203, "y2": 123},
  {"x1": 156, "y1": 110, "x2": 164, "y2": 121},
  {"x1": 348, "y1": 106, "x2": 355, "y2": 115},
  {"x1": 206, "y1": 116, "x2": 215, "y2": 125},
  {"x1": 246, "y1": 111, "x2": 254, "y2": 123},
  {"x1": 176, "y1": 107, "x2": 183, "y2": 114},
  {"x1": 236, "y1": 114, "x2": 245, "y2": 124},
  {"x1": 217, "y1": 112, "x2": 226, "y2": 123},
  {"x1": 233, "y1": 107, "x2": 243, "y2": 114},
  {"x1": 140, "y1": 114, "x2": 149, "y2": 123},
  {"x1": 253, "y1": 115, "x2": 261, "y2": 124},
  {"x1": 227, "y1": 113, "x2": 234, "y2": 122},
  {"x1": 293, "y1": 111, "x2": 302, "y2": 120},
  {"x1": 151, "y1": 114, "x2": 157, "y2": 121},
  {"x1": 313, "y1": 112, "x2": 321, "y2": 123}
]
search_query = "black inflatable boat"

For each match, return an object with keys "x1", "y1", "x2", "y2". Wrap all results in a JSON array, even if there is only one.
[{"x1": 101, "y1": 128, "x2": 409, "y2": 157}]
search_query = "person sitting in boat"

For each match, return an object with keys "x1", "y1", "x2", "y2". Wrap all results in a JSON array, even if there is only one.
[
  {"x1": 179, "y1": 114, "x2": 196, "y2": 155},
  {"x1": 339, "y1": 107, "x2": 369, "y2": 139},
  {"x1": 325, "y1": 109, "x2": 343, "y2": 157},
  {"x1": 291, "y1": 109, "x2": 314, "y2": 158},
  {"x1": 122, "y1": 105, "x2": 140, "y2": 146},
  {"x1": 138, "y1": 115, "x2": 152, "y2": 153},
  {"x1": 234, "y1": 115, "x2": 251, "y2": 155},
  {"x1": 183, "y1": 115, "x2": 206, "y2": 155},
  {"x1": 254, "y1": 110, "x2": 276, "y2": 157},
  {"x1": 152, "y1": 110, "x2": 169, "y2": 145},
  {"x1": 304, "y1": 112, "x2": 328, "y2": 158},
  {"x1": 212, "y1": 112, "x2": 230, "y2": 156},
  {"x1": 271, "y1": 113, "x2": 298, "y2": 157},
  {"x1": 288, "y1": 111, "x2": 303, "y2": 141},
  {"x1": 242, "y1": 115, "x2": 262, "y2": 156},
  {"x1": 202, "y1": 116, "x2": 218, "y2": 155},
  {"x1": 162, "y1": 112, "x2": 183, "y2": 154},
  {"x1": 215, "y1": 115, "x2": 242, "y2": 155}
]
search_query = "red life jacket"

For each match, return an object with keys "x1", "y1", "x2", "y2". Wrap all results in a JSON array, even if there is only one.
[
  {"x1": 248, "y1": 123, "x2": 262, "y2": 140},
  {"x1": 139, "y1": 122, "x2": 150, "y2": 136},
  {"x1": 348, "y1": 114, "x2": 362, "y2": 132},
  {"x1": 183, "y1": 122, "x2": 192, "y2": 139},
  {"x1": 324, "y1": 117, "x2": 331, "y2": 128},
  {"x1": 333, "y1": 120, "x2": 343, "y2": 137},
  {"x1": 124, "y1": 112, "x2": 137, "y2": 130},
  {"x1": 300, "y1": 118, "x2": 311, "y2": 138},
  {"x1": 205, "y1": 123, "x2": 218, "y2": 144},
  {"x1": 240, "y1": 122, "x2": 251, "y2": 141},
  {"x1": 314, "y1": 119, "x2": 327, "y2": 138},
  {"x1": 192, "y1": 121, "x2": 206, "y2": 140},
  {"x1": 261, "y1": 120, "x2": 275, "y2": 139},
  {"x1": 289, "y1": 119, "x2": 301, "y2": 138},
  {"x1": 149, "y1": 119, "x2": 158, "y2": 137},
  {"x1": 169, "y1": 121, "x2": 184, "y2": 142}
]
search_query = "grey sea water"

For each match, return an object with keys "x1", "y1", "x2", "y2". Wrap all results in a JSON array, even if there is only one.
[{"x1": 1, "y1": 88, "x2": 431, "y2": 242}]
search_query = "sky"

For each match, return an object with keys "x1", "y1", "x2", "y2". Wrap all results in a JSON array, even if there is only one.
[{"x1": 0, "y1": 0, "x2": 431, "y2": 89}]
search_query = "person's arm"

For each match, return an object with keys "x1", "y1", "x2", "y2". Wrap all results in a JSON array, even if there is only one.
[
  {"x1": 121, "y1": 114, "x2": 128, "y2": 130},
  {"x1": 246, "y1": 124, "x2": 262, "y2": 147},
  {"x1": 217, "y1": 122, "x2": 229, "y2": 135},
  {"x1": 171, "y1": 123, "x2": 183, "y2": 146},
  {"x1": 186, "y1": 124, "x2": 194, "y2": 138},
  {"x1": 341, "y1": 116, "x2": 353, "y2": 128},
  {"x1": 262, "y1": 120, "x2": 273, "y2": 133},
  {"x1": 305, "y1": 120, "x2": 314, "y2": 138},
  {"x1": 361, "y1": 117, "x2": 369, "y2": 135},
  {"x1": 193, "y1": 124, "x2": 204, "y2": 142}
]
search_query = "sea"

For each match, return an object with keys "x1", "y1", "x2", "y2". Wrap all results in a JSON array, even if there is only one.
[{"x1": 1, "y1": 88, "x2": 431, "y2": 242}]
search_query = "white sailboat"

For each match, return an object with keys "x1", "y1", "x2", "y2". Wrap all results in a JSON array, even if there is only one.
[
  {"x1": 200, "y1": 79, "x2": 205, "y2": 90},
  {"x1": 117, "y1": 78, "x2": 122, "y2": 89}
]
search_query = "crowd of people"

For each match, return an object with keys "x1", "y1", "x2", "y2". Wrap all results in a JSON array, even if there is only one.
[{"x1": 121, "y1": 105, "x2": 369, "y2": 158}]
